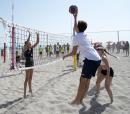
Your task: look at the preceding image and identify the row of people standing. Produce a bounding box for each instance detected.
[106,41,129,56]
[39,43,70,57]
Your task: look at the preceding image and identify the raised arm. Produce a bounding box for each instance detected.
[32,32,39,48]
[73,27,76,36]
[26,30,31,42]
[73,10,78,34]
[63,9,78,60]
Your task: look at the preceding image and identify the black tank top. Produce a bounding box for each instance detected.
[24,48,33,63]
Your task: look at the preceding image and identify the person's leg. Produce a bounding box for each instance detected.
[126,49,129,56]
[105,76,113,103]
[128,49,129,56]
[40,53,42,58]
[24,70,29,98]
[71,77,91,105]
[96,74,105,95]
[56,51,58,58]
[28,69,33,94]
[71,59,100,105]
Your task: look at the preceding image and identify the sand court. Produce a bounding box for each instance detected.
[0,54,130,114]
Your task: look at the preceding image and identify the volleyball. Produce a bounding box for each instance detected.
[69,5,78,14]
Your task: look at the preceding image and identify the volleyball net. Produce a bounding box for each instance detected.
[0,18,130,77]
[0,19,72,77]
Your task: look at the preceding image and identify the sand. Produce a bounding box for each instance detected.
[0,53,130,114]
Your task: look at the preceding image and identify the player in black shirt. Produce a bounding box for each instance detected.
[24,32,39,98]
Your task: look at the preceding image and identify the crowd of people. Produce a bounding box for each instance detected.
[43,42,70,57]
[15,39,71,66]
[106,41,129,56]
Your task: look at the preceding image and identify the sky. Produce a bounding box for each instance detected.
[0,0,130,43]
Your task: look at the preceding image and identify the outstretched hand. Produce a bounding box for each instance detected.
[73,8,78,18]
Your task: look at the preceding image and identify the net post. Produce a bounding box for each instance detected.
[3,43,6,63]
[117,31,120,42]
[47,34,48,46]
[10,26,15,69]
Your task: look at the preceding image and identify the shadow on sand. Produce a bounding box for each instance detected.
[35,68,76,94]
[46,69,75,85]
[79,96,110,114]
[0,97,22,109]
[62,68,75,72]
[87,85,105,96]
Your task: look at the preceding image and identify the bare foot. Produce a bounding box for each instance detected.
[70,100,82,105]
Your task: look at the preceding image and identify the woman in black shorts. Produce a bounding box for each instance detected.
[96,46,114,103]
[24,32,39,98]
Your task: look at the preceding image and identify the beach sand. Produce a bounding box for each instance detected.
[0,53,130,114]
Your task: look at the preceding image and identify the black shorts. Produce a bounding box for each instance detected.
[25,61,34,67]
[101,67,114,77]
[81,58,101,79]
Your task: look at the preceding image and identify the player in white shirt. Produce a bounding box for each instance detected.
[63,11,101,105]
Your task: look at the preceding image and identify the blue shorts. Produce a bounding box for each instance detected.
[81,58,101,79]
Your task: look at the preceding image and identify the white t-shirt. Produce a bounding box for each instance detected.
[73,32,101,61]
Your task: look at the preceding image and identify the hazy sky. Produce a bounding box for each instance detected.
[0,0,130,42]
